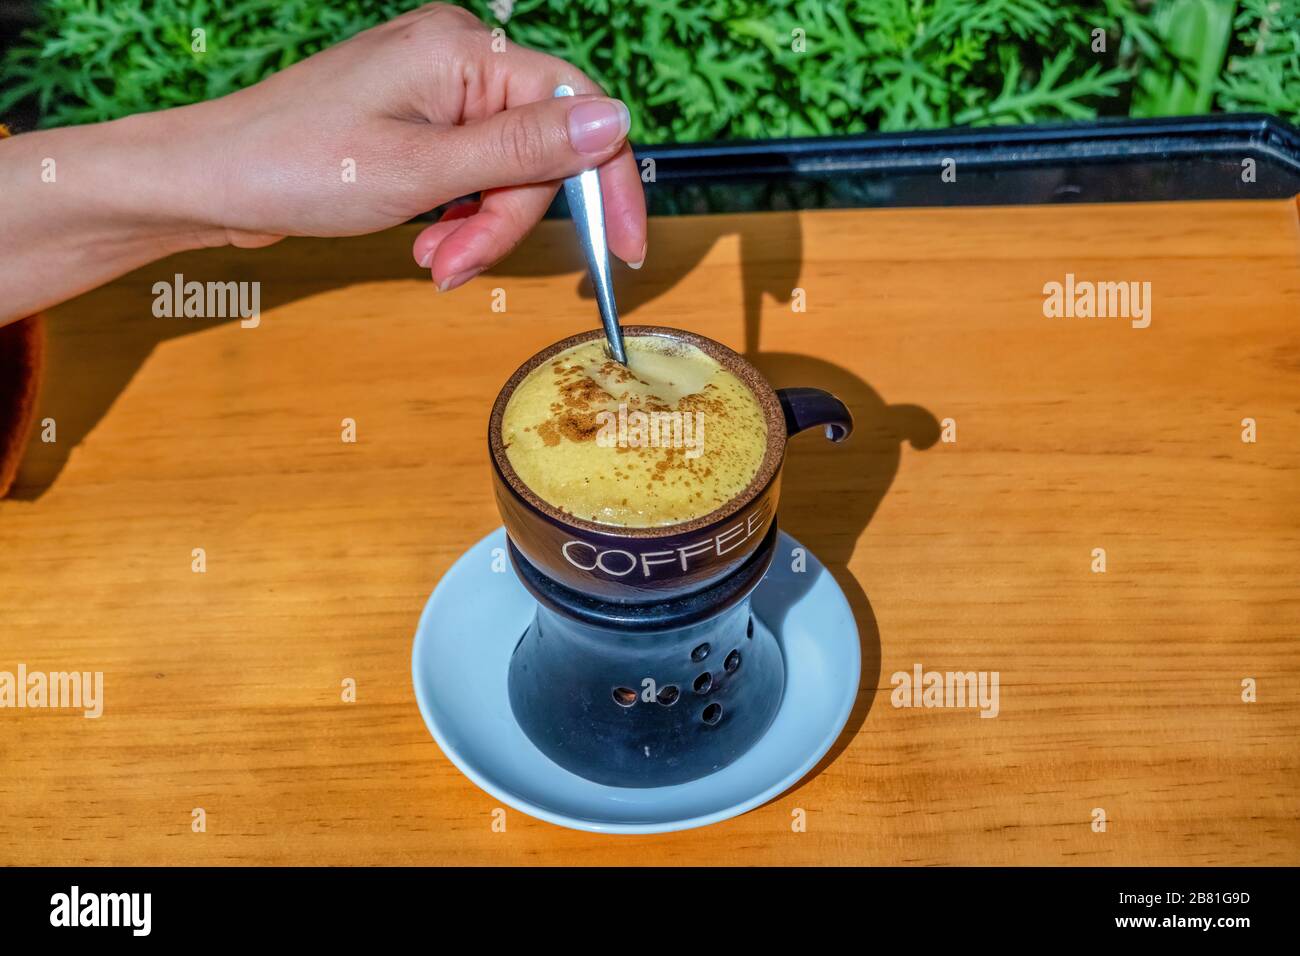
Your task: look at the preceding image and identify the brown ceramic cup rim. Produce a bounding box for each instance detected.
[488,326,787,540]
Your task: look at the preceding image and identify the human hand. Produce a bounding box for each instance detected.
[0,3,645,323]
[189,2,646,290]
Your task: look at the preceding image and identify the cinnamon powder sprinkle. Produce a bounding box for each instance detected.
[501,335,767,527]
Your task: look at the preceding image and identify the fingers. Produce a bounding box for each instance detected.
[405,97,645,285]
[409,144,646,289]
[467,30,610,116]
[411,199,479,270]
[465,39,646,265]
[409,159,643,291]
[412,183,558,291]
[400,10,648,285]
[597,144,647,268]
[409,147,644,283]
[414,94,630,203]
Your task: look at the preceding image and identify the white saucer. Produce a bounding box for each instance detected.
[411,528,860,834]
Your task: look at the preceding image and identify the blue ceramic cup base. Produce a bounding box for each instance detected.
[411,528,861,834]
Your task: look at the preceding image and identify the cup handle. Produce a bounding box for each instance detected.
[776,387,853,443]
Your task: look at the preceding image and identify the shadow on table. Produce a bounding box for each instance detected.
[11,214,800,500]
[753,349,938,797]
[9,285,233,501]
[9,216,942,795]
[8,234,420,500]
[499,209,806,342]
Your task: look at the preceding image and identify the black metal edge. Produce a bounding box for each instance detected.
[632,114,1300,178]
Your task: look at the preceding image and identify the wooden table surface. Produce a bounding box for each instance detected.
[1,199,1297,866]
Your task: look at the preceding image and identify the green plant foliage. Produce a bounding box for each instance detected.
[1,0,1296,139]
[1218,0,1300,123]
[1131,0,1236,117]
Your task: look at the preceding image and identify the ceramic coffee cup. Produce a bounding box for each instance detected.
[489,326,852,602]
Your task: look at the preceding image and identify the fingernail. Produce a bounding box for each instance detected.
[417,249,434,269]
[626,242,647,270]
[437,267,483,293]
[569,99,630,155]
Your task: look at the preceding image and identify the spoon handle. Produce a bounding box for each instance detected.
[554,85,627,365]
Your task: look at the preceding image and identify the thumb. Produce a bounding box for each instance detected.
[425,94,630,199]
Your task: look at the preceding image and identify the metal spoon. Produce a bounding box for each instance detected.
[554,84,627,365]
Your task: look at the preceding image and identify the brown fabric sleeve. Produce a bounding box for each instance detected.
[0,122,47,497]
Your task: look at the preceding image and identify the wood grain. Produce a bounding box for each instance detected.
[1,199,1297,865]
